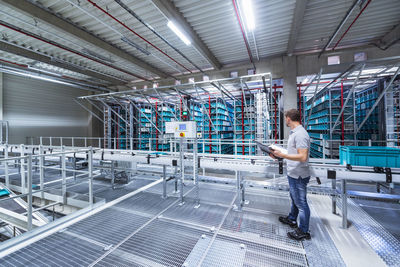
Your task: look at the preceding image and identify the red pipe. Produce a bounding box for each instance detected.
[0,21,147,81]
[332,0,372,50]
[274,84,278,142]
[0,58,28,68]
[232,0,254,66]
[209,95,212,154]
[87,0,192,73]
[341,81,344,145]
[241,92,244,155]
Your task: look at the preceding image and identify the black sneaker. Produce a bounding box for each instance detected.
[278,216,298,228]
[287,228,311,241]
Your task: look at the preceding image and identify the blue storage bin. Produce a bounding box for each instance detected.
[340,146,400,168]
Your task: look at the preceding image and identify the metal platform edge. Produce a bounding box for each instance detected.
[0,179,162,258]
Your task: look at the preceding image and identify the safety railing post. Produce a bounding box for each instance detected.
[39,145,44,200]
[20,144,26,194]
[5,144,9,188]
[89,147,93,207]
[27,154,33,231]
[162,165,167,199]
[341,179,348,229]
[61,146,67,205]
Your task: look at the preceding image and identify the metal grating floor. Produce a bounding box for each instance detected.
[3,178,392,267]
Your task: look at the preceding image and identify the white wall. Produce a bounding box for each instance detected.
[2,73,90,144]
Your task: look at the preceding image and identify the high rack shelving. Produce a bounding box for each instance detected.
[300,62,400,158]
[78,73,278,155]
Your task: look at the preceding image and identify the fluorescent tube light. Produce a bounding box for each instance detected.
[167,21,191,45]
[241,0,255,31]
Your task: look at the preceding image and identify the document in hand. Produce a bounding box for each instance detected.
[255,141,288,157]
[268,144,288,155]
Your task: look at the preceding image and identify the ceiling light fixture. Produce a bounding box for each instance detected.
[241,0,255,31]
[167,21,191,45]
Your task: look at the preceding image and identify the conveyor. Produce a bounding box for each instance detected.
[0,144,399,266]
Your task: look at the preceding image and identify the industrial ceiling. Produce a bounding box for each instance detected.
[0,0,399,90]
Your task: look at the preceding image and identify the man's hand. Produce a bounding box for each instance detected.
[271,149,286,159]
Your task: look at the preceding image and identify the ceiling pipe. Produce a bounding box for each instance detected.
[318,0,361,57]
[0,58,28,68]
[114,0,204,74]
[87,0,192,73]
[232,0,256,70]
[0,20,149,81]
[332,0,372,50]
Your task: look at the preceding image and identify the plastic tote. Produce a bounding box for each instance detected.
[340,146,400,168]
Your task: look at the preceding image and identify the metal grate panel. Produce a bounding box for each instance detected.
[98,220,208,267]
[1,232,105,266]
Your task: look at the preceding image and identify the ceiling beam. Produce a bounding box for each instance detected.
[0,41,124,85]
[376,23,400,50]
[1,0,168,79]
[150,0,222,70]
[287,0,308,56]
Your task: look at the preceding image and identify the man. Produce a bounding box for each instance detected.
[271,109,311,241]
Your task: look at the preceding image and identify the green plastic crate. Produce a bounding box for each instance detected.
[340,146,400,168]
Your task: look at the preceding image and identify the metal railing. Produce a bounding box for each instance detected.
[26,136,400,158]
[0,146,96,231]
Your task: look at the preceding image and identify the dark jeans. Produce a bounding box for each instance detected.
[288,175,310,233]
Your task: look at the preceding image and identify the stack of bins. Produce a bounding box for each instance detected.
[204,98,234,154]
[138,104,153,151]
[305,86,353,158]
[355,85,379,142]
[234,96,255,155]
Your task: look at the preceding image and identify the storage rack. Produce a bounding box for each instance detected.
[269,84,282,142]
[79,73,275,154]
[138,103,154,151]
[355,84,379,142]
[385,80,400,146]
[304,85,354,158]
[301,62,400,158]
[103,104,133,150]
[234,95,255,155]
[205,97,234,154]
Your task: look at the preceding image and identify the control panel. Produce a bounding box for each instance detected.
[165,121,197,138]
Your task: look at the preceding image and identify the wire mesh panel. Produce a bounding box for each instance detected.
[162,201,228,229]
[185,183,236,205]
[97,220,209,267]
[66,208,150,246]
[1,232,106,266]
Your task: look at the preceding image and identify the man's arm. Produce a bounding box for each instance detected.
[272,148,309,162]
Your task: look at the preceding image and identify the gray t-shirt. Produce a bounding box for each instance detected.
[286,125,310,178]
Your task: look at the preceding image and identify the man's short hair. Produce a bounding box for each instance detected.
[284,109,301,122]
